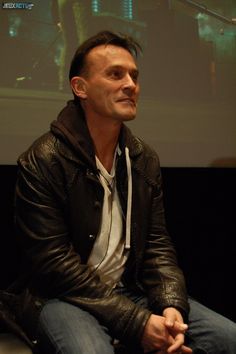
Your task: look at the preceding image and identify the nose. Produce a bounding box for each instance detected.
[122,73,137,92]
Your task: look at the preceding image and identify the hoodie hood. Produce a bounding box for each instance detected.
[51,100,97,172]
[50,100,143,171]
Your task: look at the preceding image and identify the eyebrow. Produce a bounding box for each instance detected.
[105,65,139,75]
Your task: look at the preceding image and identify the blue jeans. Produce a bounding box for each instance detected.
[36,287,236,354]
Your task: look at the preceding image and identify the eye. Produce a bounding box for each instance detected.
[109,69,123,80]
[131,71,139,83]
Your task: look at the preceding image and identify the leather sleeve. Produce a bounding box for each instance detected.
[15,137,151,344]
[140,152,189,320]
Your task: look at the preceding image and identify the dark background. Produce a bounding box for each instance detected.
[1,165,235,323]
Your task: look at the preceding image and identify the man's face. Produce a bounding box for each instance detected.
[80,44,140,123]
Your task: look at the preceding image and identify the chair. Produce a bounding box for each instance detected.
[0,333,132,354]
[0,333,33,354]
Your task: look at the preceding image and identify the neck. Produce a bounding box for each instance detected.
[86,116,121,172]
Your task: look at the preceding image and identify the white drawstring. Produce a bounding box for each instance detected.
[125,147,132,249]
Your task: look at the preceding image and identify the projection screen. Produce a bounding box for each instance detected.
[1,0,236,166]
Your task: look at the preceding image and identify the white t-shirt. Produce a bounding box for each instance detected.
[87,153,129,287]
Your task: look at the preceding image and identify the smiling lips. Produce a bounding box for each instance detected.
[117,98,136,106]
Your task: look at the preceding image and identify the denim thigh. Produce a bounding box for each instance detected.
[37,299,115,354]
[186,297,236,354]
[36,293,236,354]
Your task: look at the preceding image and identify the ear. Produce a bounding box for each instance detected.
[70,76,87,99]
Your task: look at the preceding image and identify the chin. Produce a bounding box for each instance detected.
[123,114,136,121]
[117,109,137,122]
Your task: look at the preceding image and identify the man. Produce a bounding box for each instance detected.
[13,31,236,353]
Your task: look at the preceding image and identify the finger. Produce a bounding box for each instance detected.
[178,322,188,331]
[164,315,187,332]
[167,334,184,353]
[164,310,176,327]
[170,321,188,333]
[167,343,192,354]
[181,345,193,353]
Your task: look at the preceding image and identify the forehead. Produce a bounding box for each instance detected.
[85,44,137,72]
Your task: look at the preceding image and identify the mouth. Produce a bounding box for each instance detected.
[117,98,136,106]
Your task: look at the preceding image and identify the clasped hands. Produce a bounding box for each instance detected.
[141,307,192,354]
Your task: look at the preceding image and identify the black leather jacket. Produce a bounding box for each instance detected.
[13,100,189,345]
